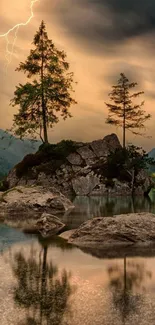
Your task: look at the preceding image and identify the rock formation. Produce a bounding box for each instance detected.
[5,134,154,196]
[35,213,66,237]
[0,185,74,228]
[68,213,155,253]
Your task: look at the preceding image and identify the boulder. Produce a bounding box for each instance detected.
[35,213,65,237]
[0,185,74,222]
[90,139,109,158]
[68,213,155,250]
[90,134,121,158]
[103,133,121,150]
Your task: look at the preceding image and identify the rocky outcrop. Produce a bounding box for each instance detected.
[5,134,154,196]
[68,213,155,251]
[90,134,120,157]
[0,185,74,222]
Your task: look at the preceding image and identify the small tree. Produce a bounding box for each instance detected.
[11,20,77,143]
[105,145,155,194]
[105,73,151,148]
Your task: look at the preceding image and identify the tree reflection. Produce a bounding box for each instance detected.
[107,258,152,324]
[12,245,74,325]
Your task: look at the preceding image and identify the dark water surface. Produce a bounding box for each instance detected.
[1,194,155,324]
[63,190,155,229]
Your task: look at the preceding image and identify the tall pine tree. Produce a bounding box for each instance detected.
[11,21,77,143]
[105,73,150,148]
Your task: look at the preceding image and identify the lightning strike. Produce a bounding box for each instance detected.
[0,0,40,72]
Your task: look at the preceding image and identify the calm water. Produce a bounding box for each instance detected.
[1,194,155,325]
[63,190,155,229]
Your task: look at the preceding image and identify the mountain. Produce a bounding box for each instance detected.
[148,148,155,159]
[0,130,40,177]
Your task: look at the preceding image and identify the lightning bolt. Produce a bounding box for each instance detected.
[0,0,40,73]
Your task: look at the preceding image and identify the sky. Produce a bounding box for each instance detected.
[1,0,155,150]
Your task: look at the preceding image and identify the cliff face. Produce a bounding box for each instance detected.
[6,134,154,197]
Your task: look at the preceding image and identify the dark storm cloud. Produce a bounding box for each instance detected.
[43,0,155,51]
[102,62,145,87]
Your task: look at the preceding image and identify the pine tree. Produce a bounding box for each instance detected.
[11,21,77,143]
[105,73,151,148]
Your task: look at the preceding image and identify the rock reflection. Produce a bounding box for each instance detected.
[107,258,152,324]
[65,195,155,229]
[11,244,74,325]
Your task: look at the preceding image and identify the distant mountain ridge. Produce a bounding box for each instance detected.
[0,129,40,177]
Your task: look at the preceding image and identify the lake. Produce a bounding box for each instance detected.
[1,194,155,325]
[63,190,155,229]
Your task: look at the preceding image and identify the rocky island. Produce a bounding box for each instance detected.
[5,133,154,197]
[0,133,154,246]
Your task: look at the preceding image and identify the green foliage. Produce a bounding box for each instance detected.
[15,139,77,178]
[11,20,77,143]
[104,145,155,181]
[39,139,77,159]
[16,153,44,178]
[105,73,150,147]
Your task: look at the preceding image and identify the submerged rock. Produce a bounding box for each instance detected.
[35,213,65,237]
[68,213,155,249]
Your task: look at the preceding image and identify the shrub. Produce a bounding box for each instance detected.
[39,140,77,160]
[16,153,44,178]
[105,145,155,181]
[92,145,155,183]
[16,140,77,178]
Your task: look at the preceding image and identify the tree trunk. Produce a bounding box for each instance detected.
[123,82,126,148]
[123,113,125,149]
[131,168,135,196]
[41,32,48,144]
[42,99,48,144]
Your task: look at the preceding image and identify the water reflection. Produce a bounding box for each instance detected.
[1,233,155,325]
[11,242,75,325]
[1,221,155,324]
[107,258,152,324]
[64,194,155,229]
